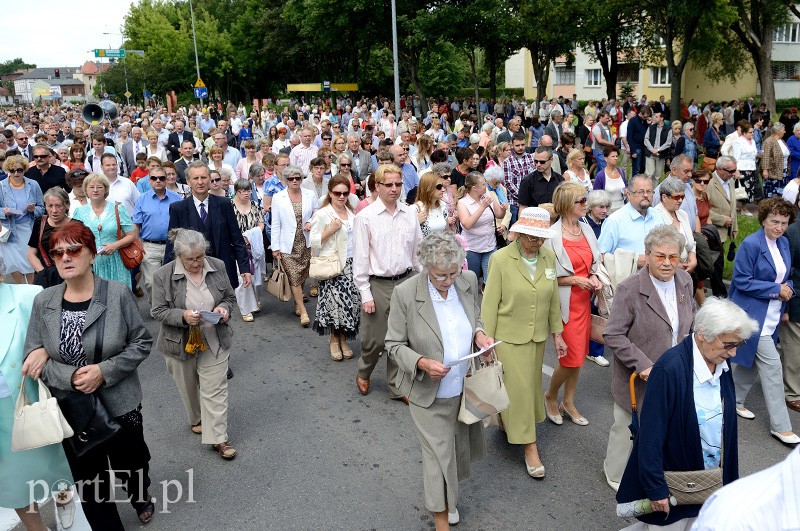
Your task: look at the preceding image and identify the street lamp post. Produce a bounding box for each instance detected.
[188,0,203,108]
[390,0,400,117]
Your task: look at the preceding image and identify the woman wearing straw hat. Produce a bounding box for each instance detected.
[482,207,566,478]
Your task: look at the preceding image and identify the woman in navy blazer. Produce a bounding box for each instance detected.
[617,298,758,527]
[729,197,799,445]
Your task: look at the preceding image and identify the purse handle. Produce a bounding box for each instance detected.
[114,203,124,242]
[92,279,108,365]
[15,377,53,415]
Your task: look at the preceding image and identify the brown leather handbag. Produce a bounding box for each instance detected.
[114,203,145,269]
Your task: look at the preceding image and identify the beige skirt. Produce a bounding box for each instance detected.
[408,395,485,513]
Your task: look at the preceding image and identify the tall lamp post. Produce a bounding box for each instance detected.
[188,0,203,108]
[390,0,400,117]
[102,30,130,105]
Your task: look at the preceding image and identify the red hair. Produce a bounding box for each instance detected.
[50,221,97,256]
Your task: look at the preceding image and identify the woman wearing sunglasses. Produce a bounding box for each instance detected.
[310,175,361,360]
[271,165,319,326]
[412,171,450,236]
[0,155,45,284]
[654,176,698,274]
[21,221,156,528]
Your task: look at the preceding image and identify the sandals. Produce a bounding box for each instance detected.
[330,341,343,361]
[300,314,310,327]
[135,496,155,525]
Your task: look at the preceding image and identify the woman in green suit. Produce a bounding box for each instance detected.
[0,256,74,530]
[482,207,566,479]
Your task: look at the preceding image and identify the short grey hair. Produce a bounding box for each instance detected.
[417,232,466,271]
[248,163,265,180]
[168,228,209,257]
[219,167,233,179]
[644,224,685,253]
[587,189,611,209]
[772,122,785,135]
[682,122,694,134]
[484,164,504,182]
[694,297,759,343]
[283,164,304,180]
[431,162,452,176]
[234,178,251,192]
[794,122,800,133]
[670,154,692,171]
[716,155,736,170]
[659,176,685,198]
[627,174,653,192]
[550,108,563,119]
[43,186,69,206]
[535,146,553,159]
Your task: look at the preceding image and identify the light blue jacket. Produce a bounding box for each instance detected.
[0,283,43,400]
[0,177,45,242]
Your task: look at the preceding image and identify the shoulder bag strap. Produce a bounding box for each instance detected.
[114,203,123,241]
[38,215,52,267]
[93,279,108,364]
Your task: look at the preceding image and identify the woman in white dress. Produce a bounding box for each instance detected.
[563,148,592,192]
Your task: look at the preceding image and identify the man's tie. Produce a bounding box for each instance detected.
[199,202,208,224]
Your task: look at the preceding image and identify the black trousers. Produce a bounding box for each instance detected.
[62,405,152,531]
[710,241,730,297]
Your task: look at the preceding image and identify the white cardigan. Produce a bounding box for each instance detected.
[310,204,354,261]
[270,188,318,253]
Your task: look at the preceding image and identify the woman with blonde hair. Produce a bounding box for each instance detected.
[563,148,592,191]
[145,130,167,161]
[415,134,434,172]
[412,171,449,236]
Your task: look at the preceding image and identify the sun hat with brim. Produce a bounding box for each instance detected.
[510,207,556,238]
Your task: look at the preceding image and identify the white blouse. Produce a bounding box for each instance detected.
[732,136,757,171]
[763,236,787,337]
[428,279,472,399]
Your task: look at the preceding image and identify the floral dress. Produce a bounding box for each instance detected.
[72,202,133,288]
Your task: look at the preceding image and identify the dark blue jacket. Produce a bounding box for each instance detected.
[616,334,739,526]
[626,115,649,151]
[164,194,251,288]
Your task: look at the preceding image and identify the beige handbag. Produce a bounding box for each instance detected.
[458,353,510,425]
[12,377,74,452]
[266,260,292,302]
[310,254,342,281]
[591,314,608,344]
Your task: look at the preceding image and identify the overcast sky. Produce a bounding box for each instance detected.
[1,0,138,68]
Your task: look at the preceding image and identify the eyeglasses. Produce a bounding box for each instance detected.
[693,178,710,184]
[50,244,84,260]
[330,190,348,198]
[17,137,28,140]
[380,181,403,188]
[236,189,251,193]
[687,128,694,131]
[630,189,654,196]
[7,168,24,174]
[435,183,444,190]
[716,337,747,351]
[534,159,550,164]
[575,197,587,205]
[182,255,205,263]
[150,175,167,181]
[33,154,49,159]
[429,270,462,282]
[668,194,686,201]
[651,253,680,264]
[286,176,302,182]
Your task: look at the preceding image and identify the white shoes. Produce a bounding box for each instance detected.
[586,355,610,367]
[448,508,460,525]
[736,407,756,419]
[771,431,800,445]
[525,458,546,479]
[55,490,75,529]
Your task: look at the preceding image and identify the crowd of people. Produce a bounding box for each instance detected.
[1,93,799,530]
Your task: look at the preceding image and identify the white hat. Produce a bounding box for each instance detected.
[510,207,556,238]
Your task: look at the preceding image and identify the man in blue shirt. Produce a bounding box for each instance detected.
[598,175,667,267]
[133,166,181,296]
[389,144,419,201]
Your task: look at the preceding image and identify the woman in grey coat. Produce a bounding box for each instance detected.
[21,220,155,529]
[151,228,238,460]
[386,232,496,531]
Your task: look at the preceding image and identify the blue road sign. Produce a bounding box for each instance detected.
[194,87,208,99]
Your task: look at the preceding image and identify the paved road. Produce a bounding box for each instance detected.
[7,286,795,531]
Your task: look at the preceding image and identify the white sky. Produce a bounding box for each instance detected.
[1,0,138,68]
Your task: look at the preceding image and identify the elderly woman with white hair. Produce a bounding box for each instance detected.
[386,232,496,530]
[484,164,511,240]
[617,297,758,528]
[654,176,698,274]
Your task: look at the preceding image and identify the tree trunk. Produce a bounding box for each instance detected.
[487,45,498,101]
[670,66,683,124]
[755,40,776,116]
[529,49,550,104]
[467,49,482,122]
[408,61,427,115]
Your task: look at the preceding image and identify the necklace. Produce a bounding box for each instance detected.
[516,239,538,262]
[9,178,24,189]
[562,223,581,236]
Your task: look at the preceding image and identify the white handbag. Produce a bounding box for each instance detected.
[11,377,74,452]
[458,352,510,425]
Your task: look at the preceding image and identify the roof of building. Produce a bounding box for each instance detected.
[80,61,109,75]
[50,79,85,86]
[17,67,78,80]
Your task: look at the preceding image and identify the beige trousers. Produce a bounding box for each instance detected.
[604,402,633,485]
[140,241,165,296]
[164,348,230,445]
[358,276,403,398]
[778,320,800,401]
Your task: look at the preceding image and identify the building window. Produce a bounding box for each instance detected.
[772,62,800,80]
[554,66,576,85]
[650,67,671,86]
[617,63,640,83]
[586,69,602,87]
[774,23,800,43]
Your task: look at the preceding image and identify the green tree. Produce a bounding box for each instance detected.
[0,58,36,76]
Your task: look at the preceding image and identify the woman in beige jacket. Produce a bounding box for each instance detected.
[309,175,361,360]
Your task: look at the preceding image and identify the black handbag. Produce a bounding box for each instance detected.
[490,205,507,249]
[58,279,121,457]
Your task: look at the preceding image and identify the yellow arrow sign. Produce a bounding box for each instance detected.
[194,78,205,88]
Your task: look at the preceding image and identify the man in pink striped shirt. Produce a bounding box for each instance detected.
[289,127,318,175]
[353,165,422,400]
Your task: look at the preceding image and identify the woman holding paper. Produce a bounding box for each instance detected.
[386,232,496,531]
[481,207,565,479]
[150,228,239,461]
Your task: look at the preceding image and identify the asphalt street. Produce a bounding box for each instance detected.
[66,286,797,530]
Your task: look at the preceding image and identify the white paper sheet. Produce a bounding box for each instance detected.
[444,341,503,367]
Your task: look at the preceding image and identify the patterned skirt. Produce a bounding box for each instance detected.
[763,169,789,200]
[313,258,361,338]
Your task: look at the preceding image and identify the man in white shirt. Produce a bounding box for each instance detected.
[102,153,140,216]
[213,131,241,168]
[619,109,636,173]
[152,118,169,150]
[289,127,319,175]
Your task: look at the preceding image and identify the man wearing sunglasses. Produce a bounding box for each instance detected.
[518,146,564,210]
[25,144,67,194]
[133,166,181,296]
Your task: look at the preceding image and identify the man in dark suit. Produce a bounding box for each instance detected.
[166,119,196,161]
[173,140,195,183]
[653,95,669,121]
[164,161,252,290]
[120,127,148,177]
[15,131,33,160]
